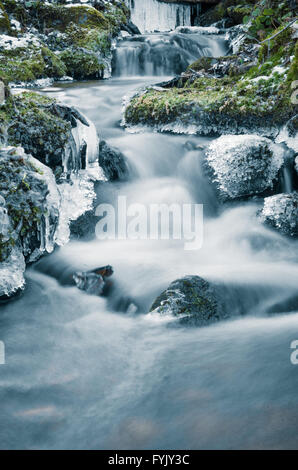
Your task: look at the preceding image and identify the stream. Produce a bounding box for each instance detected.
[1,28,298,450]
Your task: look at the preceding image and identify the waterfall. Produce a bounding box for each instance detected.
[125,0,197,33]
[113,31,228,77]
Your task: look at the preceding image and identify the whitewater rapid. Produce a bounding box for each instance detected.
[1,29,298,450]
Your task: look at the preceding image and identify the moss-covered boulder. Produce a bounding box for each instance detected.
[150,275,223,326]
[59,47,104,79]
[0,92,72,170]
[98,140,130,181]
[0,0,129,83]
[0,91,93,173]
[0,146,61,298]
[0,1,10,33]
[0,41,67,83]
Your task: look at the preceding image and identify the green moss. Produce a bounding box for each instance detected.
[0,91,71,167]
[0,154,47,262]
[0,1,10,33]
[287,41,298,83]
[41,46,66,78]
[64,22,111,56]
[25,2,108,32]
[59,48,104,79]
[187,57,213,72]
[2,0,29,27]
[125,0,297,131]
[1,1,129,82]
[227,5,253,24]
[125,64,295,128]
[0,45,66,83]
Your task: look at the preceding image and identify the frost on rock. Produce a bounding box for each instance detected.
[0,147,60,296]
[25,154,61,262]
[0,134,106,297]
[206,135,284,200]
[57,111,106,245]
[149,275,221,326]
[55,168,106,246]
[175,26,220,35]
[259,192,298,237]
[0,33,41,51]
[0,244,26,298]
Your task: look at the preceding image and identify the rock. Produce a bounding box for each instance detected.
[3,92,93,173]
[195,0,235,27]
[0,2,10,34]
[0,146,61,297]
[121,19,141,35]
[70,209,99,240]
[98,140,130,181]
[149,275,221,326]
[73,265,113,296]
[0,1,129,83]
[259,192,298,237]
[205,135,284,200]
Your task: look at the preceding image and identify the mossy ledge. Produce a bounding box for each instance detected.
[0,0,129,83]
[0,90,73,171]
[124,0,298,137]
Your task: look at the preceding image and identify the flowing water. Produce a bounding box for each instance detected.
[125,0,200,33]
[1,29,298,450]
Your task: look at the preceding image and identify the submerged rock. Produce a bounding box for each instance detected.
[73,265,113,296]
[205,135,284,200]
[259,192,298,237]
[150,275,221,326]
[98,140,130,181]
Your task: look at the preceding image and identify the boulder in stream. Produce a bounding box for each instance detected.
[0,146,61,298]
[259,192,298,238]
[206,135,284,200]
[73,265,114,296]
[98,140,130,181]
[149,275,222,326]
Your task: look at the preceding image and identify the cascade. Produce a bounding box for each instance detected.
[125,0,199,33]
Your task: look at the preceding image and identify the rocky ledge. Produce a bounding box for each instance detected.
[124,0,297,138]
[0,0,130,85]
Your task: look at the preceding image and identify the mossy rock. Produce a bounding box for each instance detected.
[0,148,48,262]
[1,92,72,169]
[187,57,213,73]
[26,2,108,32]
[59,48,104,79]
[125,0,297,136]
[150,275,221,326]
[0,1,10,33]
[0,45,67,83]
[227,5,253,24]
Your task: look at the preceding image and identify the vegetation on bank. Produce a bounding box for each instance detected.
[0,0,129,82]
[125,0,298,131]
